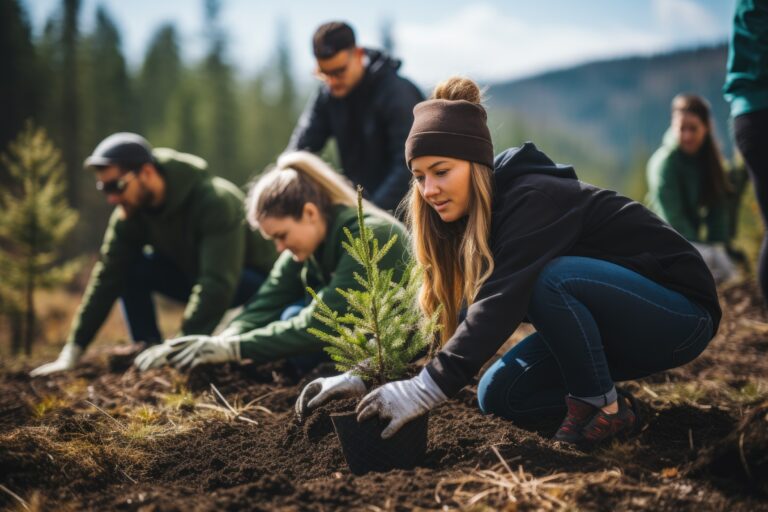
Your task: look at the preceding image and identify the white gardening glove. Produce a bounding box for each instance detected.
[295,371,367,420]
[356,368,447,439]
[133,336,201,371]
[169,335,241,370]
[30,343,83,377]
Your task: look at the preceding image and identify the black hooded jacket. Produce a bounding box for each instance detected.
[287,49,424,210]
[425,143,722,397]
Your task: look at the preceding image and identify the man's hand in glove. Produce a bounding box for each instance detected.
[295,371,367,421]
[30,343,83,377]
[356,368,447,439]
[169,335,241,370]
[133,336,201,371]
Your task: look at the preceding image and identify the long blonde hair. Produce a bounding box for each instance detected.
[246,150,394,227]
[406,77,496,344]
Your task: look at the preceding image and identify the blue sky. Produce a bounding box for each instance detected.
[23,0,735,88]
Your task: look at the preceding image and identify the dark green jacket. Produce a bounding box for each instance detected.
[724,0,768,117]
[646,130,729,243]
[69,148,278,348]
[228,204,409,363]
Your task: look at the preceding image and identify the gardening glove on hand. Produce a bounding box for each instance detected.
[30,343,83,377]
[356,368,447,439]
[169,335,241,370]
[133,336,201,371]
[295,371,367,420]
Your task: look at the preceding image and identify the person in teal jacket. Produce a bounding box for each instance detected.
[724,0,768,299]
[134,151,410,372]
[646,94,740,283]
[30,133,278,377]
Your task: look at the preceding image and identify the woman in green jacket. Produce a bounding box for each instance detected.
[134,151,409,372]
[646,94,738,283]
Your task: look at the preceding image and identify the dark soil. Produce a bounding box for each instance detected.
[1,281,767,510]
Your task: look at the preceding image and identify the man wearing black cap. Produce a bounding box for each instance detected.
[30,133,278,376]
[287,21,424,211]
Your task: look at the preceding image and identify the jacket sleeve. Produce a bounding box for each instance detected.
[370,81,425,210]
[238,225,410,364]
[286,89,331,153]
[67,209,145,348]
[425,187,582,397]
[179,193,246,335]
[226,251,305,335]
[648,155,699,241]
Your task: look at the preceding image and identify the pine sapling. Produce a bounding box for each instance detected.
[307,188,441,387]
[0,122,83,355]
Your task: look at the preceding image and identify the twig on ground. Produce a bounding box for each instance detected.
[738,432,754,481]
[210,384,259,425]
[119,467,138,484]
[0,484,30,511]
[84,400,126,430]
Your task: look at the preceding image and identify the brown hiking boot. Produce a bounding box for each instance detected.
[553,396,596,444]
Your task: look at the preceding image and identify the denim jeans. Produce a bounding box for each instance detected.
[477,256,713,420]
[280,298,330,375]
[120,251,266,344]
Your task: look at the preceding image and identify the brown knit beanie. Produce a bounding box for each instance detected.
[405,99,494,169]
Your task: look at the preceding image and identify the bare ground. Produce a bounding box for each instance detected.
[0,281,767,511]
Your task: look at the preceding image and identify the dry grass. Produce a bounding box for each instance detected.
[435,446,625,510]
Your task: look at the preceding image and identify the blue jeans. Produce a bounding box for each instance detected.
[120,252,266,344]
[477,256,713,420]
[280,299,330,374]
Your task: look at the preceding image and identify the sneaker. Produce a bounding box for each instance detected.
[580,394,637,444]
[553,396,596,444]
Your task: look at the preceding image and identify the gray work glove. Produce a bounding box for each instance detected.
[133,336,201,371]
[356,368,447,439]
[295,371,367,420]
[169,335,241,370]
[30,343,83,377]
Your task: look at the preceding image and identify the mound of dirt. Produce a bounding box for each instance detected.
[693,400,768,495]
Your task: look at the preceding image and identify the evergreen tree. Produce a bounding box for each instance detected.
[81,6,134,149]
[241,20,300,179]
[0,0,40,157]
[138,24,182,145]
[308,189,441,386]
[200,0,240,182]
[61,0,81,209]
[0,123,82,355]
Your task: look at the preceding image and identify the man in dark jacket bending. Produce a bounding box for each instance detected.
[30,133,278,376]
[287,21,424,211]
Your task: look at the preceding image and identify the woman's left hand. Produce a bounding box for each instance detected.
[356,368,448,439]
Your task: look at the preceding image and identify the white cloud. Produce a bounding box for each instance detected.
[652,0,721,36]
[395,3,675,86]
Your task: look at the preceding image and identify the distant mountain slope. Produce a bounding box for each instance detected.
[486,44,731,168]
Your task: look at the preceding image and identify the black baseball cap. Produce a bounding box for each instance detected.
[312,21,356,59]
[84,132,153,170]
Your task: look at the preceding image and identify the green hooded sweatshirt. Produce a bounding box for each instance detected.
[68,148,278,348]
[227,204,410,364]
[646,130,729,243]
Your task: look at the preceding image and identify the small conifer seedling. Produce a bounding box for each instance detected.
[307,188,441,387]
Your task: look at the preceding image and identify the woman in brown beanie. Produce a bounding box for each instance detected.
[298,77,721,447]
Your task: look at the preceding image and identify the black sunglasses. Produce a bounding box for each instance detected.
[96,173,135,195]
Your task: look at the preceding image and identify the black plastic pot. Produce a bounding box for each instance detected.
[331,411,429,475]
